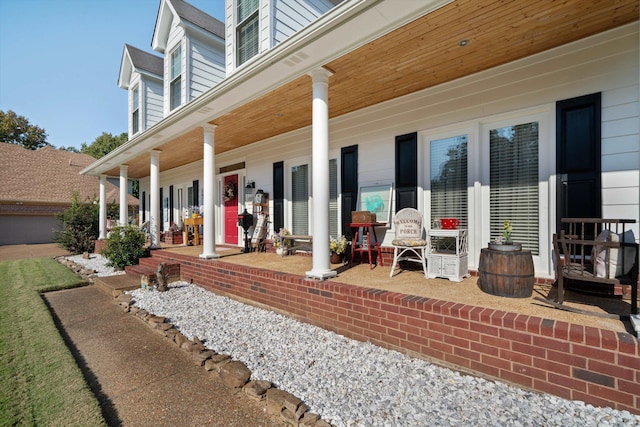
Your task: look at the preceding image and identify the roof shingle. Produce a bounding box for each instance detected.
[0,143,138,205]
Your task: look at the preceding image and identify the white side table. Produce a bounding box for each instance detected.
[427,228,469,282]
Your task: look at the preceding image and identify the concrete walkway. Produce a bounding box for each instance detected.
[44,285,279,426]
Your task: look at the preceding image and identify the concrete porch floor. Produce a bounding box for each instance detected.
[156,244,636,335]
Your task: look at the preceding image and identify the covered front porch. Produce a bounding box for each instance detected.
[121,244,640,414]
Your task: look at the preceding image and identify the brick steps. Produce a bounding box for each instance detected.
[124,258,181,289]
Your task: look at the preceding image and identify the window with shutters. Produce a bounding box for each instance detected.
[430,135,468,230]
[291,164,308,235]
[170,45,182,111]
[237,0,259,66]
[489,122,539,254]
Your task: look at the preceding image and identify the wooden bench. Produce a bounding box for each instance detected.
[287,235,313,253]
[550,218,638,318]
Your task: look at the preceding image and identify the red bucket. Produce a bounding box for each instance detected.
[440,218,460,229]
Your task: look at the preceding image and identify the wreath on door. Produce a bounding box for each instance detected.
[223,181,236,202]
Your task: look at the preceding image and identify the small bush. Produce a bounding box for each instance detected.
[101,225,146,269]
[53,193,119,254]
[53,193,99,254]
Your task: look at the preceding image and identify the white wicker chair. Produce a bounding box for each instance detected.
[389,208,428,278]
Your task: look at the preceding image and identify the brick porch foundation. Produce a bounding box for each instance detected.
[134,250,640,414]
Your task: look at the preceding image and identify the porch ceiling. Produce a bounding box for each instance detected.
[114,0,638,178]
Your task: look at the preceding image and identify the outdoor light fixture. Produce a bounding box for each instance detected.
[458,39,469,47]
[245,181,255,202]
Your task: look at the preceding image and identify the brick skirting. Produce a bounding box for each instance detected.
[137,250,640,414]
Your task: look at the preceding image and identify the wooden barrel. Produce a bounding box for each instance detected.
[478,248,534,298]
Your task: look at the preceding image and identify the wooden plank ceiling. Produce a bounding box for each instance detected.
[118,0,638,178]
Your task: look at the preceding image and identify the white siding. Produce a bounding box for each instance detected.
[272,0,334,45]
[145,78,164,128]
[189,36,225,100]
[225,0,336,74]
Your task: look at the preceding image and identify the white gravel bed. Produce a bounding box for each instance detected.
[66,254,126,277]
[130,282,640,427]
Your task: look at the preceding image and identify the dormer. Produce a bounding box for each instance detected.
[152,0,226,116]
[118,44,164,138]
[225,0,343,74]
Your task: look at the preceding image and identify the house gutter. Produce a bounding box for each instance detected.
[81,0,453,177]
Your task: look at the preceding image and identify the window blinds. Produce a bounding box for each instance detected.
[329,159,338,238]
[489,122,539,254]
[291,164,308,235]
[430,135,468,230]
[237,0,259,66]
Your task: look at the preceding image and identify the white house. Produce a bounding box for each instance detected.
[83,0,640,281]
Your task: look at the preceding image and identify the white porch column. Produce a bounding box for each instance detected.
[149,150,161,249]
[201,124,219,259]
[98,174,107,239]
[119,165,128,226]
[306,68,337,280]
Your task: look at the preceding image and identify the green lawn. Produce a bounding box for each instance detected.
[0,257,106,427]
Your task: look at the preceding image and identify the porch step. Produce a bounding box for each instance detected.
[124,261,182,289]
[94,274,141,297]
[125,264,158,288]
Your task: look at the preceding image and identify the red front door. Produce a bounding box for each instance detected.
[224,175,239,245]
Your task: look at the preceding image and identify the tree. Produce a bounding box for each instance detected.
[80,132,128,159]
[0,110,49,149]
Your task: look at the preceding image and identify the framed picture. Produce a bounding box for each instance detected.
[356,183,393,224]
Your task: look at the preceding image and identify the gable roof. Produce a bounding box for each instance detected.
[152,0,224,53]
[0,143,137,205]
[118,44,163,89]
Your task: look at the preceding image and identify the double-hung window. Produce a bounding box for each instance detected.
[237,0,259,66]
[170,45,182,111]
[329,158,338,238]
[489,122,539,254]
[132,86,140,135]
[430,135,468,229]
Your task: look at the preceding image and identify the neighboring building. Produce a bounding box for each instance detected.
[83,0,639,281]
[0,144,137,245]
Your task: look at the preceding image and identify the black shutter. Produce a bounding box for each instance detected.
[159,187,164,232]
[341,145,358,238]
[142,191,146,222]
[169,185,174,224]
[192,180,199,206]
[395,132,418,211]
[273,161,284,232]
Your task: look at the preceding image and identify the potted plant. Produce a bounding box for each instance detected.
[273,228,292,256]
[329,235,348,263]
[488,220,521,251]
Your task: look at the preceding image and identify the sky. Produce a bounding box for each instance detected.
[0,0,225,150]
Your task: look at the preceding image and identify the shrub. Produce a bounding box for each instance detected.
[100,225,147,269]
[53,193,119,254]
[53,193,99,254]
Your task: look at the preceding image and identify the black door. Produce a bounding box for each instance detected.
[556,93,601,235]
[341,145,358,238]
